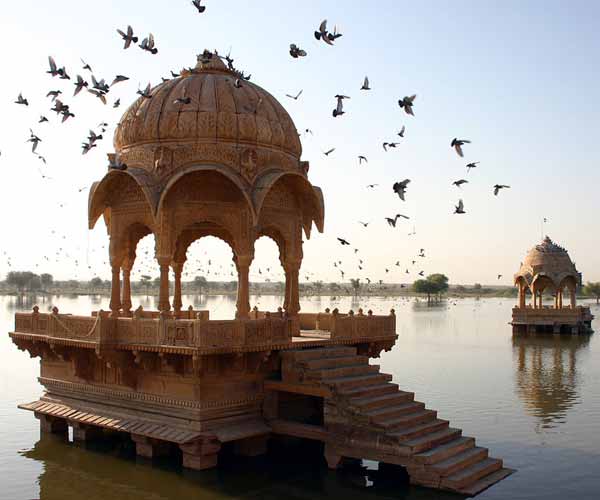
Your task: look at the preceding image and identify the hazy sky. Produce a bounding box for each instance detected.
[0,0,599,286]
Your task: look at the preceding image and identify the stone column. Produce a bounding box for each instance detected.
[570,287,576,308]
[554,292,559,309]
[530,284,537,309]
[283,269,291,311]
[157,258,171,313]
[284,260,301,316]
[558,289,563,309]
[518,283,526,308]
[235,255,252,319]
[121,266,132,315]
[109,264,122,316]
[172,262,184,314]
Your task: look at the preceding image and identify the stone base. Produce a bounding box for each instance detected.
[131,434,171,459]
[324,444,342,469]
[36,412,68,436]
[179,437,221,471]
[72,422,104,442]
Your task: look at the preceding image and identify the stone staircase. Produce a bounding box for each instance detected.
[280,346,513,496]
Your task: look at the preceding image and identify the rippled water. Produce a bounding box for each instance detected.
[1,294,599,499]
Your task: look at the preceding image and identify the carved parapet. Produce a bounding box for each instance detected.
[330,309,396,341]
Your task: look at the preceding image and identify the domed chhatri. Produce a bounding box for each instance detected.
[89,50,324,318]
[512,237,593,334]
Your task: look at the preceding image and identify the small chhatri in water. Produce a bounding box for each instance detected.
[513,236,593,334]
[9,51,512,496]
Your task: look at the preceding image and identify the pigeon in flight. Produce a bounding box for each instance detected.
[453,179,468,187]
[46,90,61,101]
[314,20,342,45]
[366,184,378,189]
[466,162,479,173]
[383,142,400,151]
[289,44,307,58]
[386,214,410,227]
[191,0,206,13]
[393,179,411,201]
[493,184,511,196]
[323,148,335,156]
[111,75,129,87]
[137,83,152,99]
[337,237,350,246]
[451,138,471,157]
[333,94,349,117]
[397,125,405,138]
[139,33,158,54]
[117,25,138,49]
[358,155,367,165]
[27,129,42,153]
[454,199,466,214]
[358,221,370,227]
[285,89,303,100]
[15,93,29,105]
[38,115,48,123]
[81,59,93,72]
[360,76,370,90]
[73,75,88,96]
[398,95,416,116]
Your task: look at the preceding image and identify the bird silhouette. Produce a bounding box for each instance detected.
[398,95,416,116]
[360,76,370,90]
[451,138,471,157]
[454,199,466,214]
[289,44,307,58]
[453,179,468,187]
[385,214,410,227]
[117,25,138,49]
[393,179,411,201]
[493,184,510,196]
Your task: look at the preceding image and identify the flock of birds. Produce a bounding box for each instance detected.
[3,2,513,291]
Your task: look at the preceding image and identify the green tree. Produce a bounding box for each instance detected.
[349,278,361,296]
[427,274,449,299]
[583,282,600,304]
[413,279,438,303]
[6,271,37,293]
[473,283,483,292]
[194,275,208,294]
[40,273,53,290]
[140,275,152,296]
[314,280,324,295]
[89,277,103,293]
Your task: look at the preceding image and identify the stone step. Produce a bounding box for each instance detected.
[389,419,450,442]
[402,427,462,453]
[441,457,503,490]
[324,373,393,390]
[286,347,357,362]
[338,382,399,398]
[304,355,370,370]
[308,364,379,380]
[413,436,476,465]
[458,467,514,496]
[378,409,438,430]
[430,446,489,477]
[349,391,415,410]
[366,401,426,421]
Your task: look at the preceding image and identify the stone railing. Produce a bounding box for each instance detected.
[14,306,293,350]
[329,308,396,340]
[92,306,210,321]
[512,306,593,323]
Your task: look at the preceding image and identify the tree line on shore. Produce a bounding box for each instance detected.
[3,270,600,301]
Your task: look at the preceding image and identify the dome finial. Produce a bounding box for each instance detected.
[194,49,228,72]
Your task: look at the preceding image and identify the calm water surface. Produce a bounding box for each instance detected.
[1,294,599,500]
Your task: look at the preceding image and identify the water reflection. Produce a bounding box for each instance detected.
[513,334,590,430]
[22,435,457,500]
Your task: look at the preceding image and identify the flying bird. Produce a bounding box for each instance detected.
[397,125,405,138]
[358,221,370,227]
[358,155,367,165]
[454,199,466,214]
[337,237,350,246]
[333,94,349,117]
[289,44,307,58]
[323,148,335,156]
[15,93,29,106]
[451,138,471,157]
[46,90,61,101]
[453,179,468,187]
[81,59,93,72]
[139,33,158,54]
[117,25,138,49]
[27,129,42,153]
[73,75,88,96]
[174,96,192,105]
[113,98,121,108]
[497,274,503,280]
[47,56,61,77]
[383,142,400,151]
[466,162,479,173]
[285,89,303,100]
[38,115,48,123]
[493,184,511,196]
[385,214,410,227]
[111,75,129,86]
[88,89,107,104]
[398,95,416,116]
[314,20,342,45]
[191,0,206,13]
[366,184,378,189]
[393,179,411,201]
[360,76,370,90]
[137,83,152,99]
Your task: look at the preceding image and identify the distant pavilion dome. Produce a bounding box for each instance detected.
[514,236,580,290]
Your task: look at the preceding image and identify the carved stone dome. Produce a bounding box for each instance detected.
[515,236,579,288]
[113,51,302,180]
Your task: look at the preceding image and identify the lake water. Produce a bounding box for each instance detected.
[1,294,599,500]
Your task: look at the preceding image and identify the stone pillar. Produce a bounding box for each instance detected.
[235,255,252,319]
[36,412,67,437]
[157,258,171,313]
[530,285,536,309]
[72,422,103,442]
[179,437,221,471]
[518,283,526,308]
[172,262,184,314]
[284,260,301,316]
[570,287,576,308]
[283,269,291,311]
[324,444,343,469]
[558,289,563,309]
[109,264,122,316]
[131,434,171,459]
[554,293,559,309]
[121,266,132,315]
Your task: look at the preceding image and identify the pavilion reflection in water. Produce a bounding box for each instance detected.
[513,334,590,429]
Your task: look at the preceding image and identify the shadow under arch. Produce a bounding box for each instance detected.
[88,168,158,230]
[252,170,324,238]
[156,164,257,224]
[512,333,591,429]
